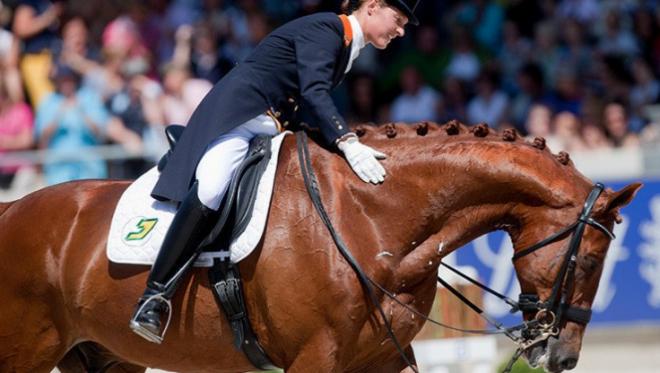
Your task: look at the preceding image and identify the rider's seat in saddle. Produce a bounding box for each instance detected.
[158,124,272,251]
[156,124,277,370]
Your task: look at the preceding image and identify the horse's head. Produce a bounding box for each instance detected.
[347,122,642,372]
[510,182,641,372]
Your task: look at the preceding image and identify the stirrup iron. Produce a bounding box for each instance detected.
[129,292,173,344]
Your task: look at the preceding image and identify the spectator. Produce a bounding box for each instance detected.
[553,110,587,152]
[603,101,639,148]
[0,77,34,189]
[222,0,265,63]
[55,17,100,79]
[548,69,582,115]
[582,122,613,150]
[35,65,109,185]
[525,103,563,151]
[454,0,504,53]
[444,26,481,83]
[380,25,448,96]
[510,63,551,134]
[12,0,64,107]
[632,6,660,75]
[597,9,639,57]
[531,20,562,89]
[0,5,22,103]
[160,64,212,125]
[102,15,152,78]
[497,21,531,94]
[556,0,600,25]
[437,76,468,124]
[629,58,659,131]
[347,74,378,124]
[390,66,441,123]
[467,69,509,128]
[172,23,233,83]
[106,73,164,179]
[80,48,126,103]
[558,18,592,79]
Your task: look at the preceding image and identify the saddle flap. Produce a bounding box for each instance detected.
[201,135,273,251]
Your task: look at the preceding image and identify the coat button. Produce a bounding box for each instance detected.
[338,125,343,129]
[275,111,281,117]
[288,98,295,103]
[294,105,299,112]
[283,121,289,127]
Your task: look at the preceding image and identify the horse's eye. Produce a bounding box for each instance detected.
[580,255,600,274]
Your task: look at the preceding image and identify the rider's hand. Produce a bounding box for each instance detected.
[337,134,387,184]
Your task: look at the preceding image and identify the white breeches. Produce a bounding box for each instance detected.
[195,114,279,210]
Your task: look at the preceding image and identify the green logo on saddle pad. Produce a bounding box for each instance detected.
[125,218,158,241]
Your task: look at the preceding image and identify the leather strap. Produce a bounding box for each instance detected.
[339,14,353,47]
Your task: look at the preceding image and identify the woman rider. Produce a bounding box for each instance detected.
[130,0,420,343]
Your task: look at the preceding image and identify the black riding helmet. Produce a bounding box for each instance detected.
[385,0,420,26]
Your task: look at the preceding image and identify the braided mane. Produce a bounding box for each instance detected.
[350,120,574,167]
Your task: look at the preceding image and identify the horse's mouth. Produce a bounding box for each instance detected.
[523,338,580,373]
[523,342,549,369]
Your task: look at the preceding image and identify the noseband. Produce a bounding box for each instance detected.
[512,183,614,346]
[297,132,615,372]
[433,183,615,372]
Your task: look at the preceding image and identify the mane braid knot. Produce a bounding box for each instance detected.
[416,121,429,136]
[503,128,517,141]
[471,123,489,137]
[385,123,397,138]
[444,120,460,135]
[533,137,546,150]
[556,151,571,165]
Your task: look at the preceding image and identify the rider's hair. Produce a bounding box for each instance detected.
[341,0,385,14]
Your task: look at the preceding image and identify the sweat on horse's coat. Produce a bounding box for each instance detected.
[0,120,641,373]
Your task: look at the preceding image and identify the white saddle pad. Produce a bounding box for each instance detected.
[106,131,290,267]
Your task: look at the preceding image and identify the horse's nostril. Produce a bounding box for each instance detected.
[560,357,578,370]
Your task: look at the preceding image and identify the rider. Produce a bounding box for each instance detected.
[130,0,420,343]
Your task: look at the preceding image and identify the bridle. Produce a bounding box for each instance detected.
[296,132,615,373]
[492,182,615,370]
[510,183,614,345]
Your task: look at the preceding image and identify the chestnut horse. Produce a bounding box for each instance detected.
[0,121,640,373]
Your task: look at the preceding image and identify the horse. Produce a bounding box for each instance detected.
[0,120,641,373]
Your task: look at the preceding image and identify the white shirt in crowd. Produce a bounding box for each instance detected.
[467,91,509,128]
[390,86,441,123]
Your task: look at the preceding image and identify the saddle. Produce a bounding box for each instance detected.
[159,125,272,250]
[159,125,277,370]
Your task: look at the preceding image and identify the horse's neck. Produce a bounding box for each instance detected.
[339,136,588,286]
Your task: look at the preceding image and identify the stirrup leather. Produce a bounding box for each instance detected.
[129,292,173,344]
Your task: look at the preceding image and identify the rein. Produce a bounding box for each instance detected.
[296,132,418,372]
[296,132,613,372]
[436,183,614,372]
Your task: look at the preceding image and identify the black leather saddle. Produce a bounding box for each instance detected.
[157,125,277,370]
[158,124,273,249]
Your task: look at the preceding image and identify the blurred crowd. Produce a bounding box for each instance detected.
[1,0,660,188]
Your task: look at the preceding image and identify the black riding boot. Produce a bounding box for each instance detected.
[129,184,218,343]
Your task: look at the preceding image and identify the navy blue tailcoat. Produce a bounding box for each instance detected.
[152,12,354,203]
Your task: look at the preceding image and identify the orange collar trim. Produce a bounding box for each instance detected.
[338,14,353,47]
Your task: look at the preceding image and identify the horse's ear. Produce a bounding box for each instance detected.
[606,183,643,223]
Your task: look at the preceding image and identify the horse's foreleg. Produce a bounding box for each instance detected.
[56,342,147,373]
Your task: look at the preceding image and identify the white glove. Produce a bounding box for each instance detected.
[337,136,387,184]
